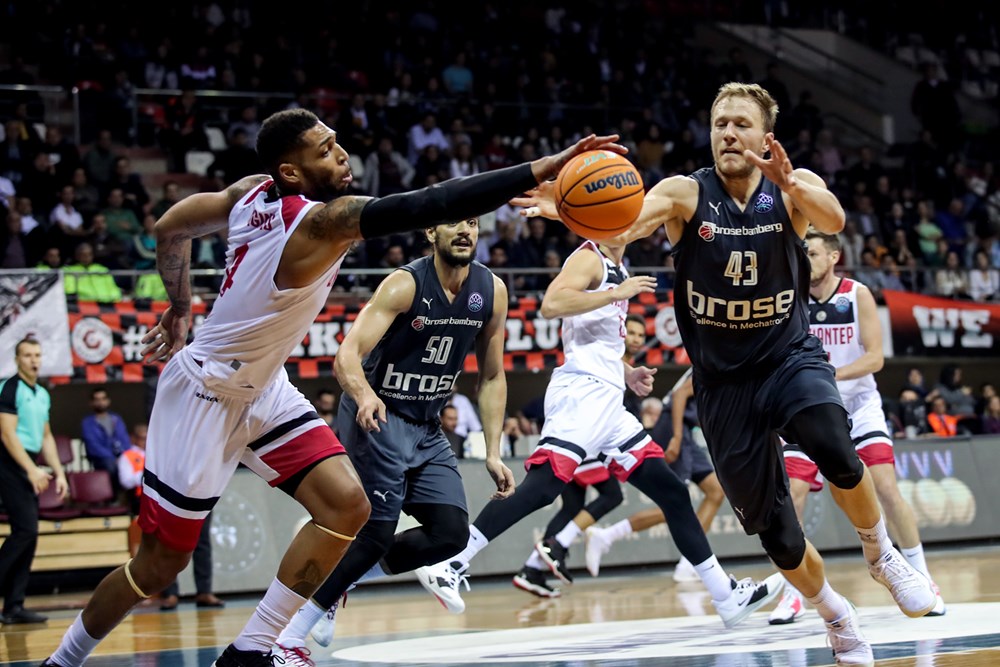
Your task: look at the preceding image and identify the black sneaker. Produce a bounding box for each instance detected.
[2,607,48,624]
[534,537,574,584]
[212,644,285,666]
[512,566,562,598]
[39,659,65,666]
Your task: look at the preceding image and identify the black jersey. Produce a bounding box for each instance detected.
[672,167,811,383]
[363,256,495,423]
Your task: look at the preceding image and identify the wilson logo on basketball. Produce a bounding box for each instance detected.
[411,317,425,331]
[699,222,716,241]
[583,170,641,194]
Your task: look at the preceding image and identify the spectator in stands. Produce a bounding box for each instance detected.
[934,250,970,298]
[80,387,130,493]
[0,119,36,189]
[914,200,945,263]
[910,62,961,151]
[160,88,210,173]
[969,248,999,301]
[362,136,415,197]
[1,209,32,269]
[35,247,62,271]
[207,128,261,186]
[40,126,81,184]
[407,112,450,164]
[0,338,67,625]
[926,396,959,437]
[447,390,482,439]
[63,242,122,303]
[130,213,157,271]
[838,219,864,269]
[312,388,336,428]
[227,105,262,147]
[903,367,930,402]
[440,404,465,458]
[70,167,101,221]
[18,152,59,217]
[81,129,118,194]
[150,180,183,219]
[976,383,997,416]
[107,157,150,219]
[49,184,88,257]
[927,364,977,418]
[935,197,970,246]
[100,187,142,250]
[982,395,1000,435]
[895,388,929,439]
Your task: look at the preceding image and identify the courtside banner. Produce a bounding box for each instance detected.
[0,273,73,378]
[56,293,685,383]
[882,289,999,356]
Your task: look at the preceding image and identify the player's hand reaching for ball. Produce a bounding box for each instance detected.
[612,276,657,301]
[744,134,797,192]
[486,456,516,499]
[510,182,559,220]
[356,388,388,433]
[531,133,627,182]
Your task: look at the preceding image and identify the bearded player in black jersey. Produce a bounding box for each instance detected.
[515,82,935,667]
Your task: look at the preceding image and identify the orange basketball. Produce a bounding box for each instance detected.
[554,150,645,240]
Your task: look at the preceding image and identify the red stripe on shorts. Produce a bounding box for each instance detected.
[573,465,611,487]
[259,425,346,486]
[857,442,895,467]
[607,441,664,481]
[525,448,579,483]
[137,494,206,552]
[784,456,823,492]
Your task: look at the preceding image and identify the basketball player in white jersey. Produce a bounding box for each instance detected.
[417,238,784,628]
[584,367,727,581]
[41,109,627,667]
[768,230,946,624]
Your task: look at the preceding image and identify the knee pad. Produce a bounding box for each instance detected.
[783,404,864,490]
[412,504,470,558]
[585,479,624,521]
[758,506,807,570]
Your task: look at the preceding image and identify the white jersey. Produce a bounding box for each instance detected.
[186,180,344,397]
[553,241,629,390]
[807,278,877,402]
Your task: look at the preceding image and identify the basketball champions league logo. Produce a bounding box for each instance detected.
[468,292,484,312]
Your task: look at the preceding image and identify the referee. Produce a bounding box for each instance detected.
[0,338,67,624]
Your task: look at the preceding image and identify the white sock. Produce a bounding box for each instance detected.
[358,562,387,583]
[693,555,732,601]
[855,517,894,564]
[452,525,488,569]
[901,544,932,582]
[525,550,546,570]
[233,578,306,653]
[807,580,850,623]
[49,613,100,667]
[606,518,633,543]
[554,522,582,548]
[276,599,325,648]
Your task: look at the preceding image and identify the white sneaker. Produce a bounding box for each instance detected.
[672,556,701,583]
[274,642,315,667]
[415,561,470,614]
[868,548,936,618]
[712,572,785,629]
[768,587,805,625]
[584,526,612,577]
[825,600,874,666]
[309,596,343,647]
[926,581,946,617]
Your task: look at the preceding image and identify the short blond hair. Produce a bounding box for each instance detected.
[712,83,779,134]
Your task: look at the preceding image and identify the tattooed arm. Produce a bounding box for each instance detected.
[141,175,268,362]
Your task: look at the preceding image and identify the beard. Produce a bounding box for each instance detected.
[437,243,475,267]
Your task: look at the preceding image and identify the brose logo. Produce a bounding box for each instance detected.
[687,280,795,323]
[381,363,459,395]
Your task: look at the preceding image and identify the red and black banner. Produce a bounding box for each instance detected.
[56,293,686,384]
[882,289,999,357]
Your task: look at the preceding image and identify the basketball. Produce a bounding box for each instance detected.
[554,150,645,240]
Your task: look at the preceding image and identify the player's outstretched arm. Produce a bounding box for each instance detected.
[540,250,655,320]
[335,270,417,433]
[475,275,515,499]
[141,175,269,362]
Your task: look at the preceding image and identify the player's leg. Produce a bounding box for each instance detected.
[670,449,726,583]
[46,360,243,667]
[758,501,872,664]
[768,458,813,625]
[221,386,369,666]
[783,402,935,618]
[515,481,586,596]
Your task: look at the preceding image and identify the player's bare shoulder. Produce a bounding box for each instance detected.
[649,174,699,217]
[302,195,374,243]
[224,175,270,208]
[369,266,418,313]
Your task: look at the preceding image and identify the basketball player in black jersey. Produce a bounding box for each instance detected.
[274,218,513,663]
[515,82,935,666]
